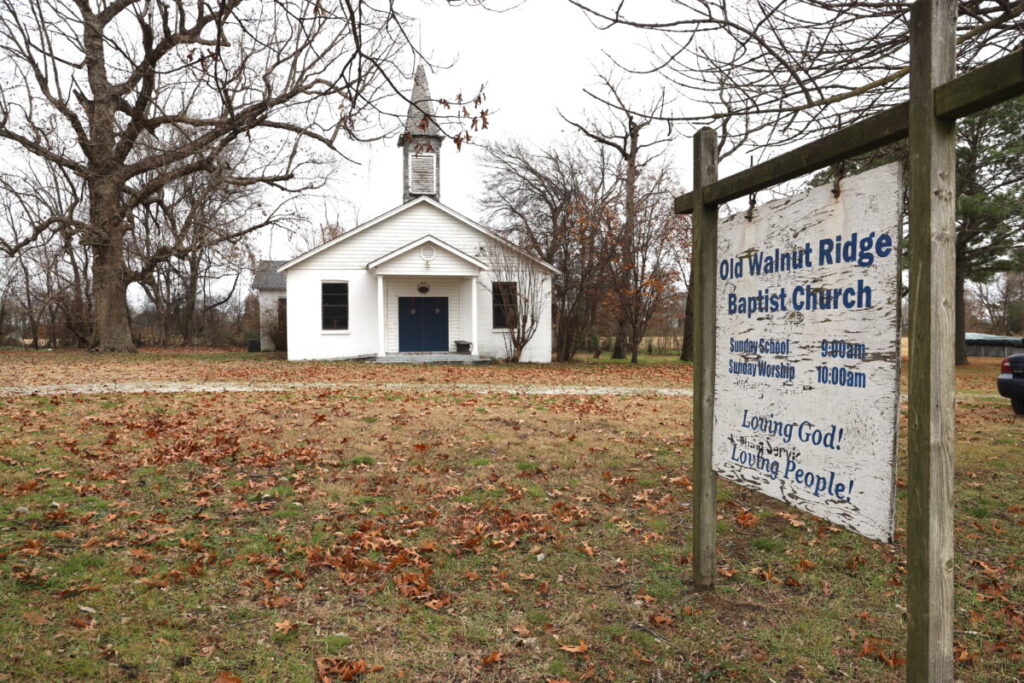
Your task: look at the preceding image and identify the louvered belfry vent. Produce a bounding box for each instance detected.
[409,153,437,195]
[398,65,443,203]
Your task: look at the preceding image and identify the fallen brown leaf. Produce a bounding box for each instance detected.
[481,651,504,667]
[559,639,589,654]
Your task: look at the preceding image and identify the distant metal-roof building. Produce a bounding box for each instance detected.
[965,332,1024,357]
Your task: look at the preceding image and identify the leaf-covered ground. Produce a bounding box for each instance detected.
[0,352,1020,682]
[0,349,693,389]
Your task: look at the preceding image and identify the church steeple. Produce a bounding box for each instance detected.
[398,65,443,203]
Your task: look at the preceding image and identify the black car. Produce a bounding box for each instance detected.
[997,354,1024,415]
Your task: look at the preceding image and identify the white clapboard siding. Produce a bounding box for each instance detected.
[374,246,480,277]
[283,199,555,363]
[285,268,379,360]
[293,202,490,272]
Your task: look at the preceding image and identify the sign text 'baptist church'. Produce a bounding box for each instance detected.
[712,163,903,542]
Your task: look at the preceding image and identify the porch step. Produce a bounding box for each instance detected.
[371,353,493,365]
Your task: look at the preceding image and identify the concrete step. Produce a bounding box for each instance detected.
[371,353,493,365]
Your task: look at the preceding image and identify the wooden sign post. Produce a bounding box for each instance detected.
[677,0,1020,677]
[906,0,956,679]
[691,127,719,591]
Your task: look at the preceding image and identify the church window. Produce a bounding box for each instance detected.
[322,282,349,330]
[492,282,517,330]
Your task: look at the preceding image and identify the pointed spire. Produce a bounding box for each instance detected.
[399,65,442,202]
[400,64,442,143]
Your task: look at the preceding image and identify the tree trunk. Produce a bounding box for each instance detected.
[555,304,580,362]
[64,237,92,346]
[618,123,640,364]
[142,278,164,346]
[553,291,570,362]
[88,174,136,353]
[680,271,695,361]
[627,317,641,364]
[556,327,574,362]
[84,57,136,353]
[955,258,967,366]
[20,262,39,349]
[47,304,59,348]
[183,255,201,346]
[91,242,135,352]
[611,319,626,359]
[28,315,39,349]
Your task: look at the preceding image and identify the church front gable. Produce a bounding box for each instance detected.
[284,201,492,273]
[369,236,486,278]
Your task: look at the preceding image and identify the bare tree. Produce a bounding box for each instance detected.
[605,159,687,363]
[566,1,1023,152]
[0,1,481,351]
[290,219,351,256]
[479,141,616,360]
[129,140,271,345]
[679,264,694,361]
[568,1,1023,364]
[0,256,15,343]
[970,272,1024,334]
[563,77,682,363]
[485,240,551,363]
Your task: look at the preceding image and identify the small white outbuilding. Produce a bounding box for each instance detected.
[254,66,557,363]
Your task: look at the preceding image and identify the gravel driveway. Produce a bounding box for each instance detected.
[0,380,694,398]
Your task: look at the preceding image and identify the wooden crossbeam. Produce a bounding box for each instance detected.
[674,48,1023,215]
[935,48,1024,119]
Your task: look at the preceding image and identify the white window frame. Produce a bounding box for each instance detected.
[491,281,517,331]
[321,280,351,335]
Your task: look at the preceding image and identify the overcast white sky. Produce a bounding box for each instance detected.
[270,0,698,260]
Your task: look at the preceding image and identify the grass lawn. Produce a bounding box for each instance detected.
[0,348,692,389]
[0,352,1020,681]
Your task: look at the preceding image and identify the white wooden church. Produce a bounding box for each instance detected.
[253,67,556,363]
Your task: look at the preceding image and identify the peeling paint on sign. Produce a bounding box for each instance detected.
[713,162,902,542]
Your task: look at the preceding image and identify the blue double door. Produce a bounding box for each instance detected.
[398,297,449,352]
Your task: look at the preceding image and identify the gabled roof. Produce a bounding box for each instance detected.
[399,64,443,143]
[278,196,559,275]
[368,235,487,271]
[252,260,287,290]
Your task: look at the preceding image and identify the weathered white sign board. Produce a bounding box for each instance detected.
[713,162,902,542]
